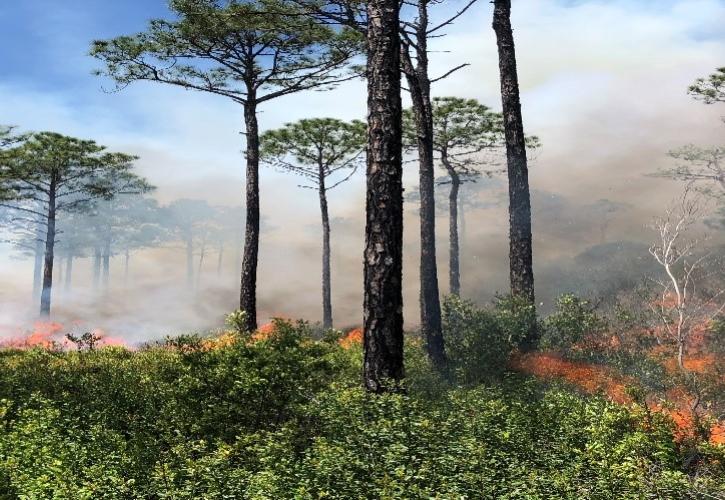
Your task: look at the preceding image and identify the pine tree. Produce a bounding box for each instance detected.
[493,0,537,350]
[363,0,405,392]
[0,132,149,316]
[92,0,360,332]
[261,117,366,329]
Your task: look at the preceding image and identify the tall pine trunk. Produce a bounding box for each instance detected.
[40,177,57,316]
[102,236,111,289]
[186,235,194,288]
[65,255,73,292]
[445,162,461,296]
[32,235,43,302]
[240,98,260,332]
[363,0,405,392]
[493,0,537,349]
[92,247,101,291]
[402,2,446,369]
[124,249,130,286]
[319,165,333,329]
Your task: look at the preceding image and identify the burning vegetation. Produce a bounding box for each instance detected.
[0,314,722,497]
[0,321,126,351]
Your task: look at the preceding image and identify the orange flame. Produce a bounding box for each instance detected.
[339,328,363,349]
[0,323,128,350]
[511,352,633,404]
[511,351,724,445]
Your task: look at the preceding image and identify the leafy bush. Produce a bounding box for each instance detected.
[224,309,251,337]
[0,318,722,498]
[441,295,514,384]
[542,293,606,349]
[492,293,538,347]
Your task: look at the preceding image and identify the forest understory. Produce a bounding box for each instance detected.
[0,295,723,499]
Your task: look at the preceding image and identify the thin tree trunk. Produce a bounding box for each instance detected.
[58,257,63,287]
[240,98,260,332]
[319,165,333,329]
[217,243,224,276]
[197,239,206,291]
[65,255,73,292]
[40,177,57,316]
[493,0,537,349]
[102,236,111,290]
[446,164,461,296]
[186,235,194,288]
[124,249,130,286]
[401,2,446,369]
[363,0,405,393]
[92,247,101,291]
[32,235,43,302]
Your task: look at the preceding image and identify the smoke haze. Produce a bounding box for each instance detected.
[1,0,724,342]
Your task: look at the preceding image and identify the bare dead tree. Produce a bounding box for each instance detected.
[648,189,725,371]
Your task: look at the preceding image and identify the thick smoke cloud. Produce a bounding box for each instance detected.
[1,0,724,341]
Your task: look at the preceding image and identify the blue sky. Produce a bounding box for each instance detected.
[0,1,168,91]
[0,0,723,204]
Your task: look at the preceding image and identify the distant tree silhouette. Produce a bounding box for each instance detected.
[0,132,148,315]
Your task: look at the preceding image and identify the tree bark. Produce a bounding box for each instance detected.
[92,247,101,291]
[445,161,461,296]
[102,236,111,290]
[217,243,224,276]
[319,163,333,329]
[185,235,194,288]
[65,255,73,292]
[363,0,405,393]
[493,0,537,349]
[32,234,43,303]
[240,98,260,332]
[40,177,57,316]
[401,2,446,369]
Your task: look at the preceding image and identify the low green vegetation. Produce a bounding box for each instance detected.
[0,304,723,499]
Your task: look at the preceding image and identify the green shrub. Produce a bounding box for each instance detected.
[141,382,722,499]
[224,309,251,336]
[442,295,514,384]
[542,293,606,350]
[492,293,538,347]
[0,317,722,498]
